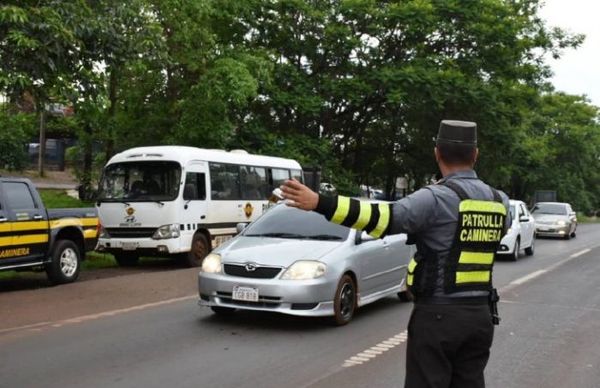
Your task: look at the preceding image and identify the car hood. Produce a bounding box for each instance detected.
[534,214,567,223]
[216,236,344,267]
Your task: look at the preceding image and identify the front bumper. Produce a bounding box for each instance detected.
[497,233,517,255]
[198,272,337,317]
[535,224,570,237]
[96,237,183,255]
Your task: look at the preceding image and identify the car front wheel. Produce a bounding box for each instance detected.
[332,274,357,326]
[46,240,81,284]
[524,236,535,256]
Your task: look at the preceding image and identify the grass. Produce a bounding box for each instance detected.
[38,189,94,208]
[577,213,600,223]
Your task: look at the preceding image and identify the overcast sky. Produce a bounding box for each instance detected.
[539,0,600,106]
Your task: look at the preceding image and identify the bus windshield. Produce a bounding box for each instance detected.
[98,161,182,202]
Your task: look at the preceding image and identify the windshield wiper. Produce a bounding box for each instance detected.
[305,234,343,241]
[245,232,307,239]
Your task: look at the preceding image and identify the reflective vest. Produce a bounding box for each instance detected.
[406,181,507,296]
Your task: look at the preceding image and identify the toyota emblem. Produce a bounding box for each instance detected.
[245,263,257,272]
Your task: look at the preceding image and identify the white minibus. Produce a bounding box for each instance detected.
[95,146,302,266]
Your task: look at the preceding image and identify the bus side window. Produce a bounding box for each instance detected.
[291,169,303,183]
[240,166,268,200]
[184,172,206,200]
[269,168,290,191]
[210,163,241,200]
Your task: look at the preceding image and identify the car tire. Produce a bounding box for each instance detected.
[183,233,210,267]
[211,306,236,315]
[114,253,140,267]
[509,238,520,261]
[524,237,535,256]
[570,226,576,238]
[331,274,357,326]
[45,240,81,284]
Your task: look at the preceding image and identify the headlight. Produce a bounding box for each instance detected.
[556,220,567,226]
[506,228,512,234]
[281,260,327,280]
[201,253,222,273]
[152,224,181,239]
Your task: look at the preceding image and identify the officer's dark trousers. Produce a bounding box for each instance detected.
[405,303,494,388]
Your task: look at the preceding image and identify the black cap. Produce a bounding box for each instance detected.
[436,120,477,146]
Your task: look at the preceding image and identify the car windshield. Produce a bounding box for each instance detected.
[243,204,350,241]
[98,161,182,202]
[531,203,567,215]
[509,205,516,220]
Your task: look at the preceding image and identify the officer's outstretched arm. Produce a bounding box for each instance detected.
[281,179,392,239]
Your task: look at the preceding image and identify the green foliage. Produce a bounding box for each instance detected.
[0,111,35,170]
[1,0,598,212]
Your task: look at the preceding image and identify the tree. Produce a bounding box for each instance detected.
[0,1,91,176]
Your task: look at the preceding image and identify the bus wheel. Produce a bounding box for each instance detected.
[184,233,209,267]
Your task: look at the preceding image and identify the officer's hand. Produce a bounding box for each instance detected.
[280,179,319,211]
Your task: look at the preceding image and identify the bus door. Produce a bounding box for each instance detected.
[183,162,209,236]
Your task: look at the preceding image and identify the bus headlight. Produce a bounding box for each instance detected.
[152,224,181,239]
[201,253,222,273]
[281,260,327,280]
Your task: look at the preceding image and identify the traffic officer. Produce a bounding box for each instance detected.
[280,120,510,388]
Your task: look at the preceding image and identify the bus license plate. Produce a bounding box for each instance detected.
[121,242,138,251]
[232,286,259,302]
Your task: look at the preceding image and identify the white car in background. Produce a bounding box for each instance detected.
[497,200,536,261]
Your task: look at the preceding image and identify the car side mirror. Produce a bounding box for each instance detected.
[236,223,248,234]
[356,230,375,244]
[519,216,530,222]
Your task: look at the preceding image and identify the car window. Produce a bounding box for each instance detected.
[519,204,528,217]
[531,203,567,215]
[244,204,350,241]
[4,182,36,210]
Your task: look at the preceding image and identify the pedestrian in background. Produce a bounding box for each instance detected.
[281,120,510,388]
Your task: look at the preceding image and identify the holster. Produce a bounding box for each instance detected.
[488,288,501,325]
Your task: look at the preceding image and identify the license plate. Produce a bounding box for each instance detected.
[232,286,259,302]
[121,242,138,251]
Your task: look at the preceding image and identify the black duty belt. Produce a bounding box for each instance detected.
[415,296,489,305]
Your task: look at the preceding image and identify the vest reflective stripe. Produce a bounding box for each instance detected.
[456,271,490,284]
[407,273,414,286]
[352,201,372,230]
[458,251,494,265]
[459,200,507,215]
[331,196,351,224]
[408,257,418,273]
[370,203,390,238]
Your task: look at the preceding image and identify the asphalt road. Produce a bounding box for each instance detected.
[1,224,599,388]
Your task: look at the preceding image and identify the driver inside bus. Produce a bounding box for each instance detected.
[131,172,161,197]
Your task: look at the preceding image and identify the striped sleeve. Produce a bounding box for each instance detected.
[314,195,392,239]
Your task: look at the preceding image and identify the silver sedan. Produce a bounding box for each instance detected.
[198,204,412,325]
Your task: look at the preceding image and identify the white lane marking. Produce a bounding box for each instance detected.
[509,269,547,286]
[0,295,197,336]
[502,245,599,293]
[342,330,408,368]
[570,248,591,258]
[0,321,51,335]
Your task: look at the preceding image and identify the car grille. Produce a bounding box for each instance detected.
[536,220,556,225]
[105,228,156,238]
[223,264,282,279]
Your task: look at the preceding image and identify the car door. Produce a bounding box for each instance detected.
[2,181,49,264]
[519,203,534,247]
[0,182,16,263]
[355,231,408,295]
